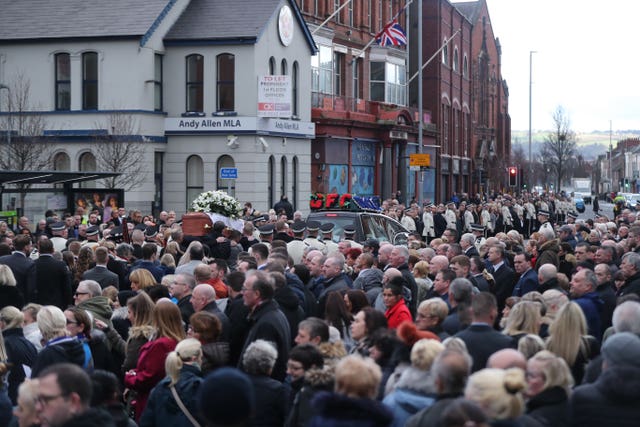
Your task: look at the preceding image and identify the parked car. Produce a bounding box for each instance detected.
[574,197,585,213]
[621,193,640,210]
[306,210,409,245]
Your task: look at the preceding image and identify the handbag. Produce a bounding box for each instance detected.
[170,385,201,427]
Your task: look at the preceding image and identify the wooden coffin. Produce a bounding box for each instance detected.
[182,212,213,236]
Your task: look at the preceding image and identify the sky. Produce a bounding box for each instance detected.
[457,0,640,133]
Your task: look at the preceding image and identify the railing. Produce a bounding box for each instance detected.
[311,92,433,126]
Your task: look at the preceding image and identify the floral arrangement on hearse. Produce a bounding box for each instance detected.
[191,190,243,219]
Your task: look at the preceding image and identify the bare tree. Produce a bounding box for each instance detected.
[0,74,54,208]
[540,106,577,191]
[93,112,148,190]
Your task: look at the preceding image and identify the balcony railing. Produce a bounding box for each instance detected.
[311,92,433,127]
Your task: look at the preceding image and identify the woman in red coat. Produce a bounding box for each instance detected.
[383,277,412,329]
[124,298,186,421]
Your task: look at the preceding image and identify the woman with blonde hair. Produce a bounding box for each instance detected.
[383,339,444,427]
[518,334,546,360]
[31,305,85,377]
[139,338,204,427]
[129,268,157,292]
[308,355,393,426]
[545,301,598,385]
[124,299,186,421]
[502,301,542,346]
[524,350,573,427]
[0,265,23,310]
[465,368,530,423]
[12,379,39,427]
[412,260,432,304]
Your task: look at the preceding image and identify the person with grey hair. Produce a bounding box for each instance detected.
[442,278,474,335]
[389,245,419,316]
[569,269,603,339]
[74,280,114,327]
[584,301,640,383]
[405,348,473,427]
[318,255,351,316]
[618,251,640,297]
[242,339,288,427]
[570,332,640,426]
[534,228,560,271]
[171,273,196,326]
[460,233,479,258]
[239,270,291,381]
[537,264,563,294]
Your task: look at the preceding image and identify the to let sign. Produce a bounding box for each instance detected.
[220,168,238,179]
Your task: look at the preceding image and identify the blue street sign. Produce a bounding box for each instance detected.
[220,168,238,179]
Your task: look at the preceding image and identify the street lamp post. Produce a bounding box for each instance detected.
[528,51,536,188]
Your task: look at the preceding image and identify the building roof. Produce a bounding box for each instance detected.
[453,1,482,23]
[165,0,281,41]
[165,0,317,52]
[0,0,172,41]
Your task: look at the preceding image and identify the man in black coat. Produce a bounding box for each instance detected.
[82,247,119,289]
[571,332,640,427]
[0,234,37,303]
[239,270,291,381]
[454,292,514,372]
[485,244,516,313]
[191,284,232,343]
[273,195,294,220]
[34,239,72,309]
[224,271,251,366]
[170,273,195,327]
[389,245,419,317]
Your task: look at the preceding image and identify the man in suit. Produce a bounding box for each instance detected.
[454,292,514,372]
[512,252,538,297]
[459,233,480,258]
[486,244,516,313]
[0,234,36,303]
[83,246,119,289]
[35,238,72,309]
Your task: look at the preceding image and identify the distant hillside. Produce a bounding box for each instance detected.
[511,130,640,160]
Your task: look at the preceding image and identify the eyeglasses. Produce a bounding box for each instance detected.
[74,291,89,297]
[37,393,67,405]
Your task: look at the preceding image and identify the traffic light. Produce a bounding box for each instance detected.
[509,166,517,187]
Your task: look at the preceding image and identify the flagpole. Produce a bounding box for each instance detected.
[350,0,415,65]
[312,0,354,35]
[417,0,424,206]
[408,28,461,84]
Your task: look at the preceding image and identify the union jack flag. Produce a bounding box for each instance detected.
[375,20,407,47]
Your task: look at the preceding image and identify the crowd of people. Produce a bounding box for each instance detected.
[0,190,638,427]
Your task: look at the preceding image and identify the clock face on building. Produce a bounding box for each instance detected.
[278,5,294,46]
